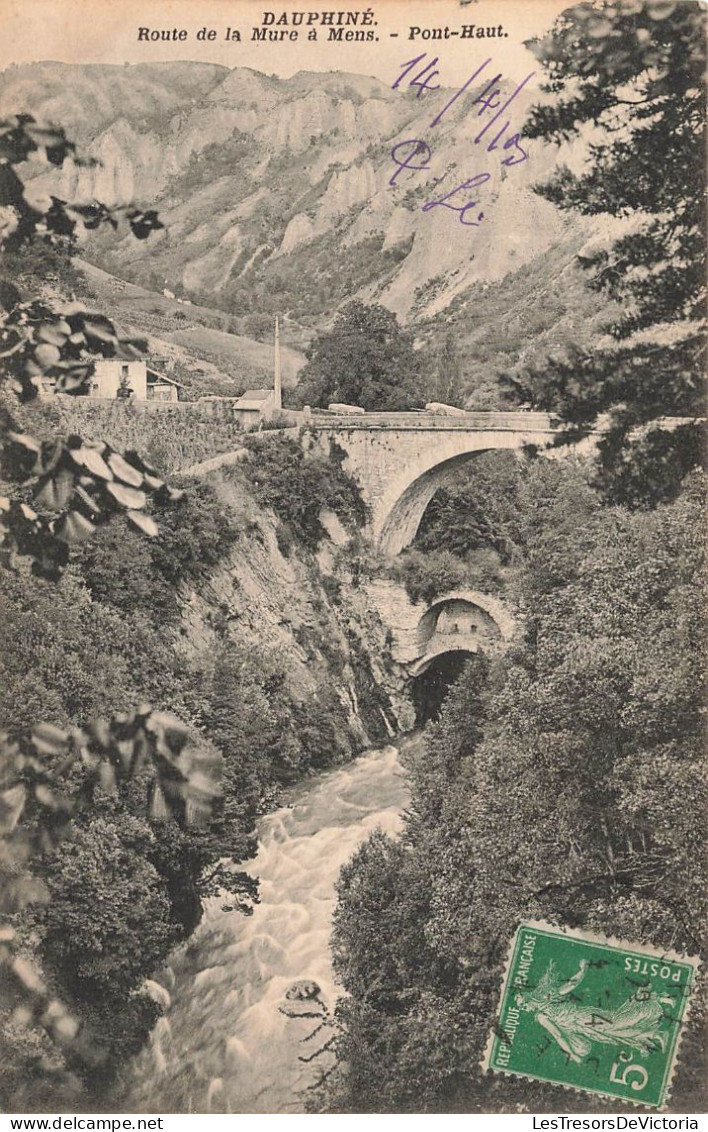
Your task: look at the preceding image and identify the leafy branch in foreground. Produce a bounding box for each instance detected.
[0,115,222,1075]
[1,428,183,581]
[0,709,219,1055]
[0,114,169,578]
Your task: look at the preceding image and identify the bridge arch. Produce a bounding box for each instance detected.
[307,412,602,555]
[374,431,542,556]
[408,589,514,676]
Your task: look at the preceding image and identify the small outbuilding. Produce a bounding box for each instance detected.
[146,367,182,402]
[232,388,278,428]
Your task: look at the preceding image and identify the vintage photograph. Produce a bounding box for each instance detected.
[0,0,705,1116]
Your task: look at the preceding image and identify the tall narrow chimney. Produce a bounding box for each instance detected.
[274,316,282,410]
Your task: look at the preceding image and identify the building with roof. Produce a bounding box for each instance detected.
[146,367,182,402]
[232,387,278,426]
[42,359,183,401]
[231,317,283,428]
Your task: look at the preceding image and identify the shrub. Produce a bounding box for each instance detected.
[391,549,469,605]
[235,434,367,550]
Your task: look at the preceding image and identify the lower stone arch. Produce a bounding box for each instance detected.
[409,641,480,678]
[408,590,514,675]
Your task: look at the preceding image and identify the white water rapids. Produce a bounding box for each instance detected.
[122,741,412,1114]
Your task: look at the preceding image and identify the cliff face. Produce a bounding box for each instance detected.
[177,471,404,753]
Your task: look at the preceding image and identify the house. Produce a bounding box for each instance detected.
[90,359,147,399]
[81,360,181,401]
[146,367,182,402]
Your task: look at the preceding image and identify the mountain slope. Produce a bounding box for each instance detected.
[1,61,609,402]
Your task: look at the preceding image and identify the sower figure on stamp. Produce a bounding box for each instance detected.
[515,959,674,1063]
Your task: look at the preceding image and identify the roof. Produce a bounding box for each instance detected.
[234,389,274,410]
[146,367,183,387]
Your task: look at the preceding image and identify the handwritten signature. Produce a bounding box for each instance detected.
[388,54,533,228]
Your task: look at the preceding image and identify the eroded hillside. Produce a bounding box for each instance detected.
[0,61,612,401]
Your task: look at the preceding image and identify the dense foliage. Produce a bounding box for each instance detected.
[514,0,706,505]
[293,302,423,412]
[235,432,367,550]
[327,465,706,1112]
[1,463,366,1106]
[394,452,593,603]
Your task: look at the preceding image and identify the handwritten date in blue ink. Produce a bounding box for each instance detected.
[389,54,534,229]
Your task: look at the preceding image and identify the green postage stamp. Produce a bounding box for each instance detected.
[483,922,699,1109]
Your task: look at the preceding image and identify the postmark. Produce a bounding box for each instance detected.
[482,922,700,1109]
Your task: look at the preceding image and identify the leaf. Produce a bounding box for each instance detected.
[82,317,118,348]
[646,1,676,17]
[71,446,113,481]
[127,511,159,537]
[0,784,25,834]
[4,875,49,911]
[45,1005,79,1042]
[72,484,102,515]
[55,509,96,544]
[86,719,111,749]
[105,482,146,509]
[98,762,117,793]
[106,451,144,487]
[149,783,170,820]
[11,956,46,994]
[31,722,69,756]
[7,431,41,456]
[185,770,221,800]
[34,784,59,809]
[37,320,71,346]
[33,343,61,369]
[35,471,74,511]
[146,712,190,748]
[142,474,165,492]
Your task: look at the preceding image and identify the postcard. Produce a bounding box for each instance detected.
[0,0,704,1118]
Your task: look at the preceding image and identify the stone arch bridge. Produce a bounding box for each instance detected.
[365,579,514,698]
[307,410,598,555]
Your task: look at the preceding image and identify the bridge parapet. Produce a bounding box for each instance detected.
[308,410,564,432]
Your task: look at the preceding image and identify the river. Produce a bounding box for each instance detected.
[121,740,412,1114]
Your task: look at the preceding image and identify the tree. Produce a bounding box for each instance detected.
[511,1,706,506]
[294,301,423,411]
[37,814,179,1064]
[428,331,466,407]
[115,371,134,401]
[0,115,220,1087]
[236,433,367,549]
[325,464,707,1113]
